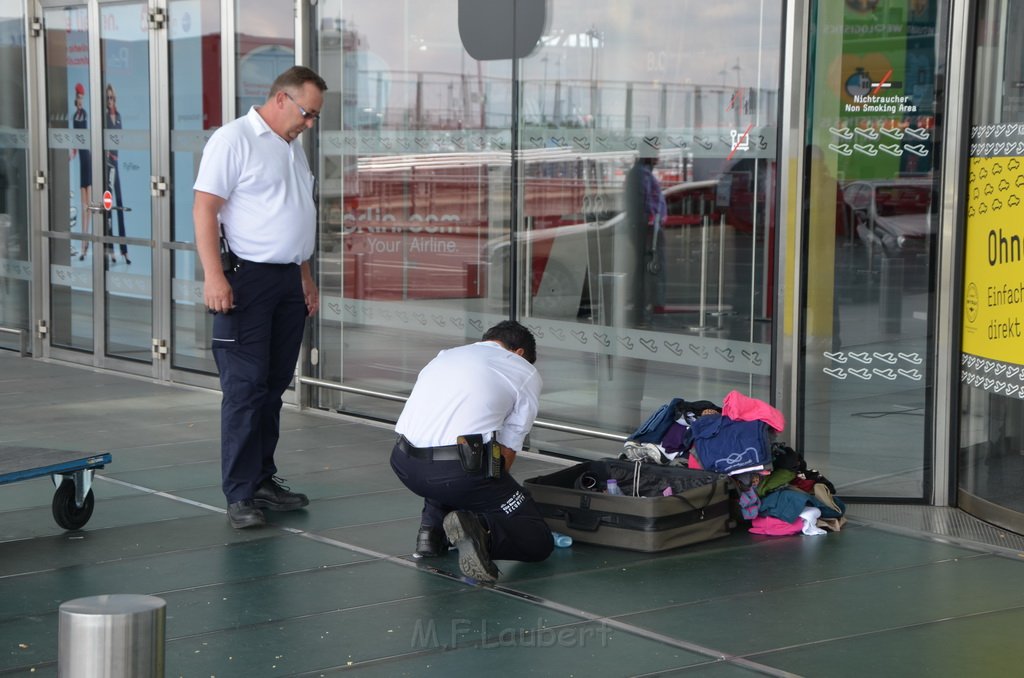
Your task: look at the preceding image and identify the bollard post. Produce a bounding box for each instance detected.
[599,272,626,327]
[596,272,645,429]
[688,215,711,331]
[58,594,166,678]
[879,256,904,334]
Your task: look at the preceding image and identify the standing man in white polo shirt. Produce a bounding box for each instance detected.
[193,66,326,529]
[391,321,553,583]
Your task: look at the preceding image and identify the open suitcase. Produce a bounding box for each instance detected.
[524,459,733,552]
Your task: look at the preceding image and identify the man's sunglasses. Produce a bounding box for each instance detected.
[285,92,320,121]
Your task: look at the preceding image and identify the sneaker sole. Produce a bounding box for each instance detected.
[443,512,499,583]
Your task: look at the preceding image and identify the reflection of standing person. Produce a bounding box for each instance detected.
[193,66,324,529]
[70,83,92,260]
[390,321,552,583]
[623,144,668,325]
[103,84,130,265]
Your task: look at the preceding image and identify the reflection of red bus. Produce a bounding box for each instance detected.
[320,150,593,301]
[319,151,776,320]
[327,162,494,300]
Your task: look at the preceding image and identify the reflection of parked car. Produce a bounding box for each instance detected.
[487,179,722,311]
[843,178,934,255]
[491,177,769,319]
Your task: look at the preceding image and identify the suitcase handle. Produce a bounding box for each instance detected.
[560,509,602,532]
[670,482,719,519]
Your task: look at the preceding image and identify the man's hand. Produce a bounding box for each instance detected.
[500,445,517,471]
[193,190,231,313]
[204,271,234,314]
[300,262,319,317]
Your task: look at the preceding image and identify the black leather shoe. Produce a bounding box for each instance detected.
[252,476,309,511]
[413,526,449,559]
[443,511,500,583]
[227,500,266,529]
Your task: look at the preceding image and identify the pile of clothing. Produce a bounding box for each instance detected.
[624,390,780,472]
[622,390,846,536]
[740,443,846,535]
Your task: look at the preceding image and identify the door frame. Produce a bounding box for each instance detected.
[32,0,170,380]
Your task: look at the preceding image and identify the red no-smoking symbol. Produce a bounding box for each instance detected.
[103,191,113,210]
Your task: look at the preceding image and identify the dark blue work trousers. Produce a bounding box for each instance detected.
[212,262,306,503]
[390,444,554,563]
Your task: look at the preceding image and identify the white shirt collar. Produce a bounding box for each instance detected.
[245,106,275,138]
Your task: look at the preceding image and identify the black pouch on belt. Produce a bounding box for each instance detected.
[456,434,485,473]
[219,224,238,273]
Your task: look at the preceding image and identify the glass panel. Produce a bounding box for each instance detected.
[310,1,783,448]
[236,0,294,111]
[802,1,946,498]
[312,0,511,418]
[169,0,220,373]
[0,1,30,350]
[518,1,782,437]
[100,1,152,362]
[44,4,93,351]
[959,0,1024,528]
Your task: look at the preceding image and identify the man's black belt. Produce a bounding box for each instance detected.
[395,435,462,462]
[235,259,298,270]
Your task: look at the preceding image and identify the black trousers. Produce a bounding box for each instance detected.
[213,262,306,503]
[390,444,553,563]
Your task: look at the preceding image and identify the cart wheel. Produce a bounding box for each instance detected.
[52,479,95,530]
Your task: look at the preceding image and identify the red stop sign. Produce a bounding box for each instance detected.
[103,191,113,210]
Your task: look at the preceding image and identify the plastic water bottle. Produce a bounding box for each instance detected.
[552,531,573,548]
[605,478,623,495]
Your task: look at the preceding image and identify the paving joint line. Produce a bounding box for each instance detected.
[95,474,796,677]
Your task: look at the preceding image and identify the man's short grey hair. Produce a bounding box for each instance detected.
[269,66,327,95]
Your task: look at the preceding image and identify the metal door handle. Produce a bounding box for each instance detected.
[87,205,133,213]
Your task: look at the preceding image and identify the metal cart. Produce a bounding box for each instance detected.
[0,447,112,530]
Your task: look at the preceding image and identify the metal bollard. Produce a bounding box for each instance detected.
[599,272,627,327]
[58,594,166,678]
[688,216,711,331]
[879,256,904,334]
[597,272,644,430]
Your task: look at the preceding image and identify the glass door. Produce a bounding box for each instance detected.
[164,0,297,387]
[958,0,1024,533]
[0,1,32,352]
[167,0,220,377]
[41,0,159,372]
[799,1,947,499]
[97,0,153,364]
[42,1,95,353]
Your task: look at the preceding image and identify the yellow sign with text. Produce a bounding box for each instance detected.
[962,156,1024,364]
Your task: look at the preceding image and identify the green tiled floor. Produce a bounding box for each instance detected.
[2,351,1024,677]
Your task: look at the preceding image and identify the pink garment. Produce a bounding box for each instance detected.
[748,515,803,536]
[687,453,704,470]
[722,390,785,432]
